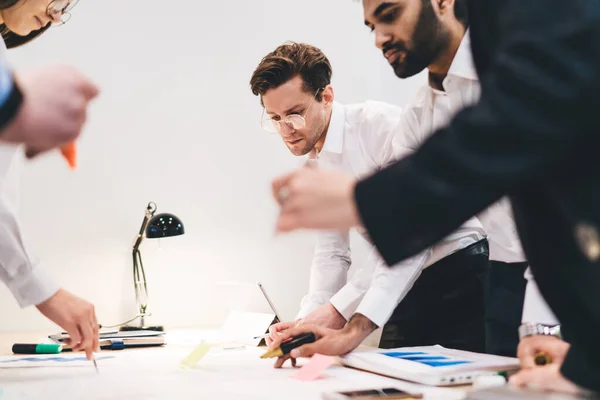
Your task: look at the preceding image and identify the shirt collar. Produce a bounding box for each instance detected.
[319,102,345,155]
[446,29,477,81]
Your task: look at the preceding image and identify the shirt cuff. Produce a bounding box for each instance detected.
[329,283,366,321]
[8,263,60,308]
[521,270,559,325]
[355,288,400,328]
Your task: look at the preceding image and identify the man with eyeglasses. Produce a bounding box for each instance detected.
[250,41,490,368]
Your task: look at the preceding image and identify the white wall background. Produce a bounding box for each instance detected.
[0,0,425,332]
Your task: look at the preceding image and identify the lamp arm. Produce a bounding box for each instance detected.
[131,202,157,323]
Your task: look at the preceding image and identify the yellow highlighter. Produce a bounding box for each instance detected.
[534,352,552,366]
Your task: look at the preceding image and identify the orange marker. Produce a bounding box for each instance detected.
[60,142,77,169]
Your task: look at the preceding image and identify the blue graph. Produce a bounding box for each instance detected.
[382,351,473,368]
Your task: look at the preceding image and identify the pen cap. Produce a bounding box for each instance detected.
[280,332,316,355]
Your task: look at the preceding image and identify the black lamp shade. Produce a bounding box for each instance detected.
[146,213,185,239]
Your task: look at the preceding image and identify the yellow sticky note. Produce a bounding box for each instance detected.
[180,343,211,369]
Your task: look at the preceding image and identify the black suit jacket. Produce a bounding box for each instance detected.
[355,0,600,392]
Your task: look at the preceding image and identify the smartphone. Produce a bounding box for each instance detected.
[322,388,423,400]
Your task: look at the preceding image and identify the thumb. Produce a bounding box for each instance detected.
[24,147,41,159]
[518,344,537,369]
[290,343,318,359]
[509,371,528,387]
[520,353,537,370]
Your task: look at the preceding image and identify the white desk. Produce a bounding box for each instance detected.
[0,331,469,400]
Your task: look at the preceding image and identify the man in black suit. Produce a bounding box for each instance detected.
[270,0,600,394]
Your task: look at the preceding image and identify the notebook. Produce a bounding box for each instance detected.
[49,330,164,342]
[341,345,520,386]
[49,330,166,350]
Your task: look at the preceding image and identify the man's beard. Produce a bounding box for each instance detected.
[383,0,450,78]
[296,128,324,156]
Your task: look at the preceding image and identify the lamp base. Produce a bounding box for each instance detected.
[119,325,164,332]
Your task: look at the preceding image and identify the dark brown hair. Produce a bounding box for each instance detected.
[250,42,332,102]
[0,0,51,49]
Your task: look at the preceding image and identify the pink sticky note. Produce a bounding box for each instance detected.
[290,354,335,381]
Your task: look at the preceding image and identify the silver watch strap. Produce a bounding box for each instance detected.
[519,323,562,340]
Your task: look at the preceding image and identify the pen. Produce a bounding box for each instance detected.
[92,354,99,374]
[260,333,316,359]
[253,334,269,340]
[12,343,62,354]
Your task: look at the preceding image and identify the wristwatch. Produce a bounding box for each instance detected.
[518,322,562,340]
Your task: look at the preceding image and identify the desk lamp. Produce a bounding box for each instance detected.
[120,202,185,332]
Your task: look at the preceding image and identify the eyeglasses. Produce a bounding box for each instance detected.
[47,0,79,27]
[260,89,322,134]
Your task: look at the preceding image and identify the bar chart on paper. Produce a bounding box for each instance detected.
[341,345,520,386]
[381,351,473,367]
[0,354,115,368]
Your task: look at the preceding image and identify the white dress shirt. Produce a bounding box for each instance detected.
[0,39,59,308]
[398,32,557,325]
[397,31,526,264]
[522,267,559,325]
[297,99,486,327]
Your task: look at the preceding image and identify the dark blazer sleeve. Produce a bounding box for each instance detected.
[355,0,600,267]
[0,69,22,135]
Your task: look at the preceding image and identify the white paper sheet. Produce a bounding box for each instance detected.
[0,345,466,400]
[219,311,275,346]
[0,353,117,368]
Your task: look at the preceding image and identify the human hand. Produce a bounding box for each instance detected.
[2,65,99,157]
[267,304,347,367]
[272,167,361,233]
[509,364,587,395]
[517,335,569,369]
[269,314,376,368]
[36,289,99,360]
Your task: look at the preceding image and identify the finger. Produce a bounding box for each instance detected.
[273,324,326,345]
[24,147,42,159]
[67,325,83,352]
[517,343,537,369]
[268,322,293,348]
[273,355,291,369]
[272,321,296,332]
[291,357,297,368]
[79,78,100,100]
[275,212,302,234]
[76,321,94,359]
[88,320,98,358]
[509,371,528,387]
[92,313,100,353]
[290,343,319,359]
[520,353,536,369]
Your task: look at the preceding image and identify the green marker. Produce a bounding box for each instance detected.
[12,343,62,354]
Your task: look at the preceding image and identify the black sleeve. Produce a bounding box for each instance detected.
[0,74,23,136]
[354,0,600,266]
